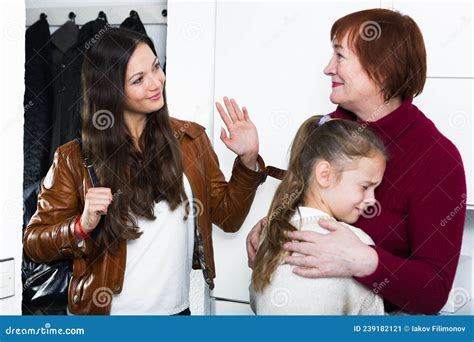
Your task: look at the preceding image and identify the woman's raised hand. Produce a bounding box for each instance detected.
[215,96,259,170]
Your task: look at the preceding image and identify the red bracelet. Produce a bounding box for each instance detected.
[74,215,89,240]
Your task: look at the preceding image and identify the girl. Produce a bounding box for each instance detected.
[24,28,267,315]
[250,115,386,315]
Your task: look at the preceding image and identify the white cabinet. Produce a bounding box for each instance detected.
[392,1,473,78]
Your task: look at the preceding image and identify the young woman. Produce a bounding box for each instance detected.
[24,28,267,315]
[247,9,466,315]
[250,115,386,315]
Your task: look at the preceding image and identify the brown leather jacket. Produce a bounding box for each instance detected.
[24,118,267,315]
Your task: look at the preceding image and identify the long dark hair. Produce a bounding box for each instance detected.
[252,116,387,292]
[81,28,187,258]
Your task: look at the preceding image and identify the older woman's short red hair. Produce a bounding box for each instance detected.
[331,8,426,102]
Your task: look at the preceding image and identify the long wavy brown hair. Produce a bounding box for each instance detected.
[252,115,387,292]
[81,28,187,258]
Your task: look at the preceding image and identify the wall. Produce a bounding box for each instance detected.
[0,0,25,316]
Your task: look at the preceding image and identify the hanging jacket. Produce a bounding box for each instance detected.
[24,16,53,194]
[120,11,147,35]
[24,16,54,229]
[50,20,79,65]
[49,18,110,164]
[23,15,55,315]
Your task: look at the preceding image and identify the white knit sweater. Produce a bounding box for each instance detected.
[250,207,385,315]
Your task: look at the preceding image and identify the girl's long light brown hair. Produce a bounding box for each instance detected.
[252,115,387,292]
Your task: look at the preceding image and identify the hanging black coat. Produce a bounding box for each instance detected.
[23,16,54,227]
[120,12,147,35]
[49,18,110,164]
[23,15,56,316]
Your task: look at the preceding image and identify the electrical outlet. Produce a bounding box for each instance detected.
[0,258,14,299]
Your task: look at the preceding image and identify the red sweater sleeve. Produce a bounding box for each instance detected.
[354,147,467,314]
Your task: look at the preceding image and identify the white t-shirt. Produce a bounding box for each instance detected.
[250,206,385,315]
[109,175,195,315]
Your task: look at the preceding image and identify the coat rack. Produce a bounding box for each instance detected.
[26,3,167,27]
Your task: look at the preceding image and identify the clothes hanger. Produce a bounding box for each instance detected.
[68,12,76,24]
[97,11,108,23]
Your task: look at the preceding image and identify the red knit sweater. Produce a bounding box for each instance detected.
[331,99,467,314]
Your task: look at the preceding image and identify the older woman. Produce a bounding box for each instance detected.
[247,8,466,315]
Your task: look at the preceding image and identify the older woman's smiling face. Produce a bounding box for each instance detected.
[323,34,383,115]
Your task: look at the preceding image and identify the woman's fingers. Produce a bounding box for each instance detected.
[285,257,326,278]
[230,98,244,121]
[283,241,317,256]
[216,101,233,130]
[284,255,315,267]
[220,127,230,147]
[216,97,247,125]
[223,96,238,123]
[84,187,113,228]
[242,106,251,122]
[88,187,112,195]
[246,217,266,269]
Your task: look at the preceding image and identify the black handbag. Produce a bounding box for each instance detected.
[22,138,100,315]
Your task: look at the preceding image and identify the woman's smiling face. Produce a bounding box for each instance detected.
[124,43,165,115]
[323,34,382,114]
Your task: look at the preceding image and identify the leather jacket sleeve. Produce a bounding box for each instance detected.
[204,133,266,233]
[23,145,91,263]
